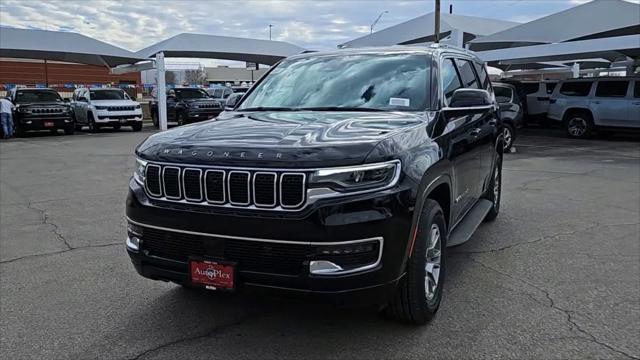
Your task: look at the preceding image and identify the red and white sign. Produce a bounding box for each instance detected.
[189,259,235,290]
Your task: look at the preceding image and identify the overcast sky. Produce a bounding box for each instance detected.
[0,0,620,66]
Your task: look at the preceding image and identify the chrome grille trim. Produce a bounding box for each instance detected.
[280,173,306,209]
[162,166,182,200]
[227,170,251,206]
[253,172,277,208]
[145,164,162,197]
[181,168,203,202]
[204,169,226,204]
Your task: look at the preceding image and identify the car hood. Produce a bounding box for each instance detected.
[137,110,427,167]
[91,99,139,106]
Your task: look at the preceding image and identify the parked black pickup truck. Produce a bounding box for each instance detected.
[126,45,504,324]
[150,87,223,127]
[8,88,74,136]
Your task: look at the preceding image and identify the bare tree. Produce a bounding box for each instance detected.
[184,68,206,85]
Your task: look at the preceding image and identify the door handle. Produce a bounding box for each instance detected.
[469,128,482,137]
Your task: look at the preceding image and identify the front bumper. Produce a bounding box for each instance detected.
[125,178,414,305]
[95,111,143,124]
[186,110,221,121]
[17,115,73,130]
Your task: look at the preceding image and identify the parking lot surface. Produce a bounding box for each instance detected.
[1,127,639,359]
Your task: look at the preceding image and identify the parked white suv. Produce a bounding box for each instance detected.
[548,77,640,138]
[71,88,143,132]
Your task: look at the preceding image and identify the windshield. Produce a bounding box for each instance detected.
[207,88,225,98]
[238,53,430,111]
[494,86,513,103]
[90,90,125,100]
[174,88,209,100]
[14,90,62,104]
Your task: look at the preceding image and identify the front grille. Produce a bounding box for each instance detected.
[108,106,135,111]
[30,108,64,114]
[144,163,306,210]
[195,103,221,109]
[135,225,380,276]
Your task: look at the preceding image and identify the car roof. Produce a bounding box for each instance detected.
[88,87,123,91]
[286,44,481,62]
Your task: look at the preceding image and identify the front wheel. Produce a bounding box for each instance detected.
[88,114,98,133]
[151,112,159,128]
[384,199,446,324]
[63,126,75,135]
[565,112,593,139]
[177,112,187,126]
[502,123,515,153]
[132,122,142,132]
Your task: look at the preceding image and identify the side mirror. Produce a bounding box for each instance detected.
[63,98,70,103]
[448,89,492,108]
[79,97,88,102]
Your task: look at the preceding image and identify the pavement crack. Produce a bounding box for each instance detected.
[0,242,121,264]
[470,256,639,360]
[27,201,73,251]
[125,310,268,360]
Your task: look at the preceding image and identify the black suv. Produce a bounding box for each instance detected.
[8,88,74,136]
[150,87,223,127]
[126,46,504,324]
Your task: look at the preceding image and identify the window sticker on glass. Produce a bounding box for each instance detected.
[389,97,410,107]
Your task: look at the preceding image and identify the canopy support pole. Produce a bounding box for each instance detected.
[157,52,168,131]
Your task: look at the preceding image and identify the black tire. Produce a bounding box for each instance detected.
[502,123,515,153]
[88,113,98,133]
[132,122,142,132]
[112,124,121,130]
[63,126,75,135]
[384,199,446,324]
[564,110,593,139]
[177,111,187,126]
[15,125,24,137]
[151,112,159,128]
[49,129,58,135]
[75,124,83,131]
[484,155,502,222]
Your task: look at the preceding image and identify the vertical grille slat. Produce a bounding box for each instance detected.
[204,170,225,203]
[182,168,202,201]
[280,173,306,208]
[228,171,250,205]
[144,164,306,210]
[162,167,181,199]
[253,172,277,207]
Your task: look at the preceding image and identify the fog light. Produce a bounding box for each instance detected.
[126,236,140,251]
[309,260,343,274]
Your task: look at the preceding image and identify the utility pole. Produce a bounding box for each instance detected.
[434,0,441,43]
[370,11,388,34]
[269,24,273,40]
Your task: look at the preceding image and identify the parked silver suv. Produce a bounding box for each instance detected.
[548,77,640,138]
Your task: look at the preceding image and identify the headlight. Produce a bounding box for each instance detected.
[133,158,147,185]
[95,106,108,110]
[309,160,400,192]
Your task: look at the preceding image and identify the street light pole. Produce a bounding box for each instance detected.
[269,24,273,40]
[370,10,388,34]
[434,0,441,43]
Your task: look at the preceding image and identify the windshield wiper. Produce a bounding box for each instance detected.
[238,106,298,112]
[296,106,385,112]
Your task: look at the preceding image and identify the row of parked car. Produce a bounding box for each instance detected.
[495,76,640,139]
[4,87,144,136]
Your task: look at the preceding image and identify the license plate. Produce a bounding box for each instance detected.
[44,121,54,127]
[189,258,235,291]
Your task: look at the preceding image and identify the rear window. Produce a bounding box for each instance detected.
[494,86,513,103]
[559,81,593,97]
[595,81,629,98]
[522,83,539,95]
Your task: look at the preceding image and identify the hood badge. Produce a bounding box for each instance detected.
[162,148,282,160]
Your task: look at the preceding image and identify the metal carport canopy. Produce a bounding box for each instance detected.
[477,35,640,67]
[136,33,306,65]
[0,27,145,67]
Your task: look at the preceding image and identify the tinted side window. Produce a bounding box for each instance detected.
[595,81,629,98]
[473,62,490,90]
[523,83,539,95]
[442,58,462,105]
[560,82,592,97]
[494,86,513,103]
[455,59,479,89]
[635,82,640,98]
[546,82,558,94]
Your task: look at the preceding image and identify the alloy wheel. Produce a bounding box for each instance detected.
[568,117,587,137]
[493,163,500,206]
[503,127,512,151]
[425,224,442,301]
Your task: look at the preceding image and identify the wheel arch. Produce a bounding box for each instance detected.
[562,107,593,122]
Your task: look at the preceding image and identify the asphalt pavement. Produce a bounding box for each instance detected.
[1,126,639,359]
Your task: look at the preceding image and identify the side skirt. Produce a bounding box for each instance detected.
[447,199,493,247]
